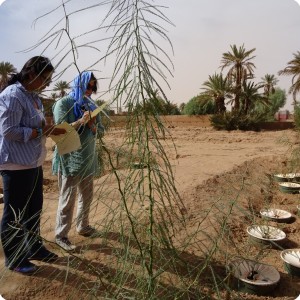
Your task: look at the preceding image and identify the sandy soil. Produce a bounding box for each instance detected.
[0,122,300,300]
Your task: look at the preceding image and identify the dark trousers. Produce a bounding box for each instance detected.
[0,167,44,267]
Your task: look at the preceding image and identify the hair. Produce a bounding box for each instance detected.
[89,72,98,93]
[7,56,54,87]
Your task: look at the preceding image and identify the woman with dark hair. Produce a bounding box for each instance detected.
[52,71,104,251]
[0,56,65,274]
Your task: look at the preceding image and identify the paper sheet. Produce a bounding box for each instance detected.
[90,101,109,118]
[49,122,81,155]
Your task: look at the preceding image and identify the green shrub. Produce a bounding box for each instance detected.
[294,105,300,129]
[253,88,286,121]
[210,112,263,131]
[237,114,262,131]
[129,97,181,115]
[183,95,215,115]
[209,112,238,130]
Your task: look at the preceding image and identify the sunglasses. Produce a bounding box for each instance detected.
[86,82,97,92]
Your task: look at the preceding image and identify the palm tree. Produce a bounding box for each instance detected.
[220,44,256,111]
[201,73,232,113]
[53,80,70,97]
[50,92,58,101]
[259,74,278,97]
[278,51,300,106]
[0,61,17,91]
[240,81,267,114]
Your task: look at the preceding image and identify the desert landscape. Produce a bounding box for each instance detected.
[0,116,300,300]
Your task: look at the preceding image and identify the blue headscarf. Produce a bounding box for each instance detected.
[69,71,97,120]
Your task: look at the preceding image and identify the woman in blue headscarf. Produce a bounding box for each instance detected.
[52,71,104,251]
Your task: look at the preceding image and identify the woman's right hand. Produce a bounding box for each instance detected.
[71,111,91,129]
[80,111,91,125]
[30,126,66,139]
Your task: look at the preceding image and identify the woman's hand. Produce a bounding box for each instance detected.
[87,116,97,134]
[87,116,96,127]
[43,125,66,136]
[30,125,66,139]
[80,111,91,124]
[71,111,91,130]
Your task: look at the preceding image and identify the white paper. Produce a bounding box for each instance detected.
[49,122,81,155]
[90,102,108,118]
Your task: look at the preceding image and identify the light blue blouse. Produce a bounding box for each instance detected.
[0,82,44,167]
[52,96,104,177]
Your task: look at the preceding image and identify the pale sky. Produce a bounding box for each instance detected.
[1,0,300,110]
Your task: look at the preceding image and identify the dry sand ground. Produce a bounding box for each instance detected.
[0,118,300,299]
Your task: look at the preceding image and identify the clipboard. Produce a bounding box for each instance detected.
[49,122,81,155]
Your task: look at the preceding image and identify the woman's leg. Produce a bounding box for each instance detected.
[76,175,93,233]
[26,167,44,252]
[55,174,78,239]
[0,168,43,268]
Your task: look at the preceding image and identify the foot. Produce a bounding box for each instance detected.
[9,261,37,275]
[56,237,76,251]
[78,226,100,238]
[28,246,58,262]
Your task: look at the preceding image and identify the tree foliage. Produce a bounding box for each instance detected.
[254,88,286,120]
[259,74,279,97]
[220,44,256,111]
[278,51,300,105]
[0,61,17,91]
[183,94,215,115]
[201,73,231,113]
[53,80,70,97]
[294,104,300,129]
[190,43,286,130]
[240,81,267,114]
[210,112,264,131]
[131,95,181,115]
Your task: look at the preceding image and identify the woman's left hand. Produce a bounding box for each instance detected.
[87,116,96,127]
[87,117,97,134]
